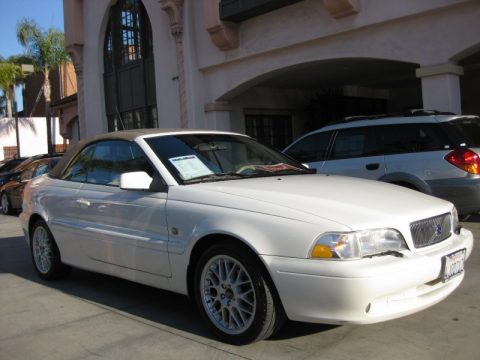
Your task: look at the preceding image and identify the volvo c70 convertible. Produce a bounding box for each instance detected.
[20,129,474,344]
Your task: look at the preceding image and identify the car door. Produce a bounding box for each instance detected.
[321,126,386,180]
[73,140,171,277]
[9,162,37,209]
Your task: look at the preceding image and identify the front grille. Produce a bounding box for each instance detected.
[410,213,452,248]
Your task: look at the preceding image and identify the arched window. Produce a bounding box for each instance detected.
[103,0,157,132]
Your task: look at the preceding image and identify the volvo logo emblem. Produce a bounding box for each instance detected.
[434,224,442,236]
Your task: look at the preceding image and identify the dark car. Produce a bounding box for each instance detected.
[1,156,61,214]
[0,157,27,174]
[0,153,64,187]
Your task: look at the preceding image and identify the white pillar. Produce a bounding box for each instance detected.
[416,63,463,114]
[204,101,231,131]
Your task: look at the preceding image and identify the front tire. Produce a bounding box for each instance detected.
[30,219,70,280]
[194,243,284,344]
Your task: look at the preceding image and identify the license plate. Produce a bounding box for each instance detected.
[442,249,466,282]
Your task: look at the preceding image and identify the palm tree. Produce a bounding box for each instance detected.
[17,18,69,153]
[0,57,23,118]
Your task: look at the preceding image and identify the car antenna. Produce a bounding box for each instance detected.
[115,105,126,130]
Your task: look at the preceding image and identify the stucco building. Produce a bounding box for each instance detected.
[63,0,480,148]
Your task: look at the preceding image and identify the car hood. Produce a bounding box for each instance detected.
[170,174,453,230]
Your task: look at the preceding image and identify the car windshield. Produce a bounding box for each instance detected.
[445,117,480,148]
[145,133,310,184]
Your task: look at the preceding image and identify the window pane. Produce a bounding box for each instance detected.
[86,141,130,186]
[444,117,480,147]
[84,141,153,186]
[245,114,292,150]
[285,131,333,162]
[120,0,141,64]
[33,163,49,178]
[378,124,452,154]
[330,127,379,160]
[103,0,157,130]
[146,134,303,184]
[62,144,96,182]
[129,143,155,176]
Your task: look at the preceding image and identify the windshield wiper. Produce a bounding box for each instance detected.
[184,172,248,184]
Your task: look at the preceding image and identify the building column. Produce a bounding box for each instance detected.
[416,63,464,114]
[67,44,86,140]
[160,0,189,128]
[204,101,232,131]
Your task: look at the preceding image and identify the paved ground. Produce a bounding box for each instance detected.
[0,213,479,360]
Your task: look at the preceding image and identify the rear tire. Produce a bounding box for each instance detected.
[1,192,12,215]
[30,219,71,280]
[194,242,284,344]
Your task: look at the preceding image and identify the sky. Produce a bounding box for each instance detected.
[0,0,64,111]
[0,0,64,59]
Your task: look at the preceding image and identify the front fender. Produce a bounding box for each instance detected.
[166,199,346,295]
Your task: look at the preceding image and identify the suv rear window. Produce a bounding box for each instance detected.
[377,123,452,154]
[444,117,480,148]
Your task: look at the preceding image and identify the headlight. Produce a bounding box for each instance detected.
[310,228,407,260]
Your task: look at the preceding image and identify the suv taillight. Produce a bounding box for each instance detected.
[444,149,480,174]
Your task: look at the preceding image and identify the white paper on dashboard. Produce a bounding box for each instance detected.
[169,155,213,180]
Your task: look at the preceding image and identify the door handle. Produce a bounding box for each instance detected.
[76,199,91,208]
[366,163,380,170]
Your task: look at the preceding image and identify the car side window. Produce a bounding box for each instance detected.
[61,144,96,182]
[33,163,49,178]
[329,127,379,160]
[378,124,452,154]
[86,141,131,186]
[86,141,156,186]
[285,131,333,162]
[61,141,156,186]
[129,143,156,176]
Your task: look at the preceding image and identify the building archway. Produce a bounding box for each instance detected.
[218,58,421,149]
[103,0,157,132]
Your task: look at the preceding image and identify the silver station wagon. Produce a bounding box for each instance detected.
[284,112,480,215]
[21,129,473,344]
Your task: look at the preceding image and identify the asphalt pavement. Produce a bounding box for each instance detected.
[0,213,479,360]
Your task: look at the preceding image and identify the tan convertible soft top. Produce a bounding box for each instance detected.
[49,128,218,178]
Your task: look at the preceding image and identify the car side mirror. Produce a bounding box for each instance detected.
[120,171,153,191]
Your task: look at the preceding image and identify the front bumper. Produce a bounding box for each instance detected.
[261,227,473,324]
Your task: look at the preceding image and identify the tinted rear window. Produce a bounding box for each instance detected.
[377,123,452,154]
[444,117,480,147]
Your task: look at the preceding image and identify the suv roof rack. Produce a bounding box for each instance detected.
[331,109,456,125]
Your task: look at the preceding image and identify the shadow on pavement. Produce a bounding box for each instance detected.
[0,232,337,343]
[461,213,480,223]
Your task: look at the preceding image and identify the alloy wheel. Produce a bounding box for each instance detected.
[32,225,54,274]
[200,255,256,335]
[1,193,9,214]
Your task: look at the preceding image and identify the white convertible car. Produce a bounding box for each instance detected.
[20,129,473,344]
